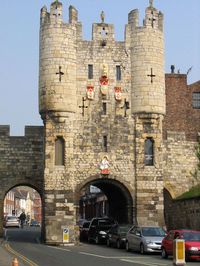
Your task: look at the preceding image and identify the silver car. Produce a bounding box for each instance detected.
[3,216,20,228]
[126,226,166,254]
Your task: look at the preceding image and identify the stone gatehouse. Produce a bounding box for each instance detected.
[0,0,200,244]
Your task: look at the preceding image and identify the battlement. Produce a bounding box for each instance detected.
[0,125,44,137]
[128,5,163,32]
[40,1,78,25]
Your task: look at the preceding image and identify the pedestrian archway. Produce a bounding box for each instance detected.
[3,185,42,229]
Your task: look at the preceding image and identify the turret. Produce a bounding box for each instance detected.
[128,0,165,115]
[39,1,78,122]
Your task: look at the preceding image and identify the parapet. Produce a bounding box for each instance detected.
[25,126,44,137]
[40,1,79,25]
[128,5,163,32]
[0,125,10,136]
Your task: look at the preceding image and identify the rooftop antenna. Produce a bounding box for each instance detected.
[187,66,193,76]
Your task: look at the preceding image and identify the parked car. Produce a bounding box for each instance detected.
[107,224,131,248]
[30,220,41,227]
[3,216,20,228]
[126,225,166,254]
[88,217,117,244]
[80,221,90,242]
[161,229,200,261]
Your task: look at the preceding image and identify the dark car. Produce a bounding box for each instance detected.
[161,229,200,261]
[80,221,90,242]
[107,224,131,248]
[88,217,117,244]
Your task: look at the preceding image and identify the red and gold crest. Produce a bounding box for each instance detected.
[86,85,95,100]
[114,87,122,101]
[100,76,109,95]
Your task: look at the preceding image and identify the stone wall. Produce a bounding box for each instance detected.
[164,193,200,231]
[0,125,44,237]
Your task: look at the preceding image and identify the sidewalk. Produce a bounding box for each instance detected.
[0,238,25,266]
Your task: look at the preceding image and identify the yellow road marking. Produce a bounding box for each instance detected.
[4,243,38,266]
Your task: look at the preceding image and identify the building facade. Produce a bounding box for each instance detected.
[0,0,200,245]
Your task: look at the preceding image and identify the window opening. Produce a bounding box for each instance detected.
[116,65,121,80]
[88,64,93,79]
[103,102,107,115]
[103,135,108,152]
[55,137,65,165]
[192,92,200,109]
[144,138,154,166]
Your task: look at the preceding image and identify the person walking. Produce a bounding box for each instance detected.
[19,211,26,229]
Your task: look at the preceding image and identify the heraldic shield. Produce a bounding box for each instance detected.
[100,76,109,95]
[87,86,95,100]
[114,87,122,101]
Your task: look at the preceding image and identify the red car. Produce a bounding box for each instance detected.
[161,229,200,261]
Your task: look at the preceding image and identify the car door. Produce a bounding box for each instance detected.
[133,227,142,252]
[164,231,175,255]
[128,226,139,250]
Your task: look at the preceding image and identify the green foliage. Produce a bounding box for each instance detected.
[176,185,200,200]
[179,139,200,200]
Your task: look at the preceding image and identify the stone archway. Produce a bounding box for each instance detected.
[76,177,134,224]
[1,183,43,239]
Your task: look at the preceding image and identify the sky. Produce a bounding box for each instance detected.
[0,0,200,136]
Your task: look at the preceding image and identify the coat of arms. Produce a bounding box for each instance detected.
[114,87,122,101]
[86,86,95,100]
[100,76,109,95]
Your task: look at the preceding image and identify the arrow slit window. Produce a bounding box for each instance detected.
[55,136,65,166]
[88,64,93,79]
[144,138,154,166]
[116,65,121,80]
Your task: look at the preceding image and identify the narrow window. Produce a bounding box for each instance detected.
[192,92,200,109]
[55,137,65,165]
[103,102,107,115]
[103,135,108,152]
[116,65,121,81]
[144,138,154,166]
[88,64,93,79]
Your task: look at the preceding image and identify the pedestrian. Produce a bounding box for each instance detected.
[19,211,26,229]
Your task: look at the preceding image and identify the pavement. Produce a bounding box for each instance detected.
[0,238,26,266]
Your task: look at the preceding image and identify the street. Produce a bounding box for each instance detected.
[3,227,200,266]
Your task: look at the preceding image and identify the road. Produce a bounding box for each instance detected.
[4,227,200,266]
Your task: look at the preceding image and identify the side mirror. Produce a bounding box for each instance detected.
[136,232,141,237]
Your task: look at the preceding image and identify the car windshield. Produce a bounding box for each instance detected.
[98,219,115,226]
[142,227,166,237]
[182,231,200,241]
[7,216,17,221]
[119,225,131,233]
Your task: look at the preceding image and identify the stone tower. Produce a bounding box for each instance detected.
[127,0,165,225]
[38,0,166,245]
[39,1,80,244]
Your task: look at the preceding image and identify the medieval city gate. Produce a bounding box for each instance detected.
[2,0,200,245]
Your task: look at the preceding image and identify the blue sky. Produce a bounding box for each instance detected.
[0,0,200,135]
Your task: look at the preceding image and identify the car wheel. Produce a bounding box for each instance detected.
[161,248,168,259]
[140,243,145,254]
[126,241,130,252]
[117,239,121,249]
[95,236,99,244]
[107,238,111,247]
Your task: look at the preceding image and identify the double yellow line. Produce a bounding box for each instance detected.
[4,243,38,266]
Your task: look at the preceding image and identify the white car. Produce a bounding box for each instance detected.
[3,216,20,228]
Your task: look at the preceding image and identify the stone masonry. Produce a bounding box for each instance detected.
[0,0,200,244]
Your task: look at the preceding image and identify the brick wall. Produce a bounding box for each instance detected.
[164,74,200,141]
